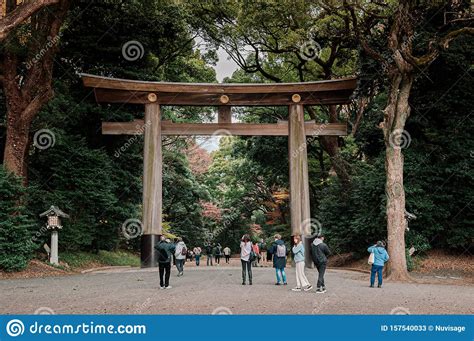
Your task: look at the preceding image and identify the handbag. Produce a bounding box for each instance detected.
[368,251,375,265]
[249,244,257,262]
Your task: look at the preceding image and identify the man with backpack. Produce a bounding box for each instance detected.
[311,234,331,293]
[155,236,176,289]
[270,234,287,285]
[258,239,267,264]
[174,237,187,277]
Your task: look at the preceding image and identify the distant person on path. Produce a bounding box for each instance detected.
[186,249,194,262]
[270,234,287,285]
[240,235,253,285]
[193,246,202,266]
[311,234,331,293]
[155,236,176,289]
[223,246,231,263]
[368,241,390,288]
[215,243,222,265]
[259,239,267,264]
[291,235,313,292]
[174,237,187,277]
[252,241,260,267]
[206,244,213,266]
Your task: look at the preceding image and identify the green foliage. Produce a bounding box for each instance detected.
[318,159,386,257]
[0,167,36,271]
[61,250,140,269]
[28,133,126,251]
[162,149,208,245]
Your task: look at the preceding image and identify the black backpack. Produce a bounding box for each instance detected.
[311,243,320,265]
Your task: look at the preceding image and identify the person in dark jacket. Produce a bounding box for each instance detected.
[311,234,331,293]
[270,234,287,285]
[259,238,267,264]
[206,244,213,266]
[215,243,222,265]
[155,236,176,289]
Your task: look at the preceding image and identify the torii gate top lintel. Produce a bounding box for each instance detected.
[81,73,357,106]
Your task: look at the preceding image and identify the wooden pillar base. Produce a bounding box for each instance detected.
[141,234,161,268]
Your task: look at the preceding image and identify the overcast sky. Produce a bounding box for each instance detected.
[215,47,238,82]
[198,47,239,152]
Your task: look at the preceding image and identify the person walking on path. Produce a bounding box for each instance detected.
[368,241,390,288]
[174,237,187,277]
[252,242,260,267]
[223,246,231,263]
[155,237,176,289]
[240,235,253,285]
[311,234,331,293]
[291,235,313,292]
[215,243,222,265]
[193,246,202,266]
[187,249,194,262]
[259,239,267,264]
[270,234,287,285]
[206,244,213,266]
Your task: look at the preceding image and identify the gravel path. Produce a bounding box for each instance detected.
[1,265,472,315]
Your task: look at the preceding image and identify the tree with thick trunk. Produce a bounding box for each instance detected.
[1,0,70,180]
[342,0,473,280]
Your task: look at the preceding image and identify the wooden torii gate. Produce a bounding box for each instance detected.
[81,74,357,267]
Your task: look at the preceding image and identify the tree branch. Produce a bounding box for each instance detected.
[0,0,60,41]
[402,27,474,67]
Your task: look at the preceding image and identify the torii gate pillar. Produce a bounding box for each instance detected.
[141,102,162,267]
[289,104,313,267]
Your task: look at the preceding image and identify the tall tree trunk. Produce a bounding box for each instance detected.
[1,0,69,180]
[3,108,31,180]
[382,72,413,281]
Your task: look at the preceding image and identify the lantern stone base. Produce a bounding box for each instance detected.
[50,230,59,265]
[141,234,161,268]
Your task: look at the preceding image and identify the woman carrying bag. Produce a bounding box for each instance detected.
[240,235,254,285]
[368,241,389,288]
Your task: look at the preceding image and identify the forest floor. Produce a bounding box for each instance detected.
[0,259,473,315]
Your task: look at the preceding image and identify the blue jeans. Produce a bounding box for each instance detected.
[195,255,201,266]
[176,259,185,273]
[275,268,287,283]
[370,265,384,286]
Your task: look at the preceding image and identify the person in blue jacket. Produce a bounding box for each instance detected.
[368,241,390,288]
[270,234,287,285]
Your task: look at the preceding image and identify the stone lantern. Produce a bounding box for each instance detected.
[39,206,69,265]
